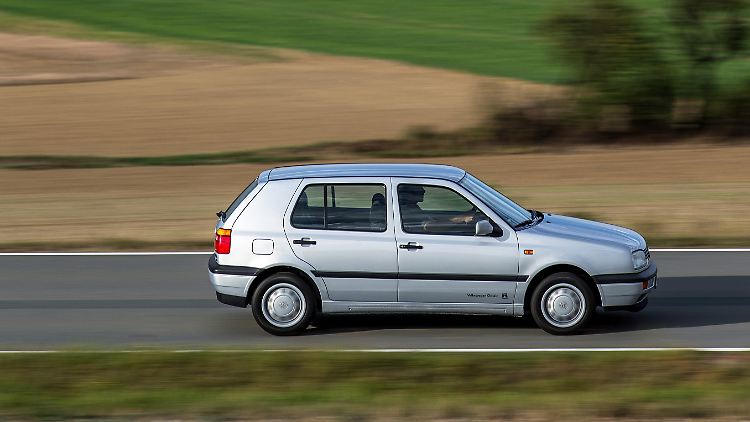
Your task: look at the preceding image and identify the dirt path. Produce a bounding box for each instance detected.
[0,32,558,157]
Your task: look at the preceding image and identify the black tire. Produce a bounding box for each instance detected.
[310,314,335,329]
[530,272,596,335]
[251,272,315,336]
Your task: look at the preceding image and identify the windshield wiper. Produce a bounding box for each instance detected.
[514,210,544,229]
[514,217,534,229]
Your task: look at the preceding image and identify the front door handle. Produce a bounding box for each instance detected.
[399,242,423,250]
[293,237,317,246]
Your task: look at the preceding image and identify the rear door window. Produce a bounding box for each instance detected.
[291,183,387,232]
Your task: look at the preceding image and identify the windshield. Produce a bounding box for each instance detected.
[459,173,532,228]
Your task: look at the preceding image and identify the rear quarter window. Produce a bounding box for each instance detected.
[224,178,259,220]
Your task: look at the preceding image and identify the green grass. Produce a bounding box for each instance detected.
[1,1,749,86]
[0,151,313,170]
[0,351,749,420]
[0,0,569,82]
[2,1,748,87]
[0,137,541,170]
[0,0,741,87]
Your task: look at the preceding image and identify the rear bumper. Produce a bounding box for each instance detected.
[594,263,658,308]
[208,255,256,307]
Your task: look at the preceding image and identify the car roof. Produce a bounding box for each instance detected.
[262,163,467,182]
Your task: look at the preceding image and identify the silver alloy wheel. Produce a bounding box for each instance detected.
[541,283,586,328]
[261,283,306,328]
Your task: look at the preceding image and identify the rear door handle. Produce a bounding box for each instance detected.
[399,242,423,250]
[293,237,317,246]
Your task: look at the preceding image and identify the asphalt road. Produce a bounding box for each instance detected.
[1,251,748,350]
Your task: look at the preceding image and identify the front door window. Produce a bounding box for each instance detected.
[397,184,490,236]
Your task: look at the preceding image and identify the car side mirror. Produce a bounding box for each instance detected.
[475,220,494,236]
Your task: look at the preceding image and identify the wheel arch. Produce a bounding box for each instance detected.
[523,264,601,312]
[249,265,323,312]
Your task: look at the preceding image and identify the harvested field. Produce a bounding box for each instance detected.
[0,31,746,249]
[0,32,558,157]
[0,32,241,85]
[3,144,749,250]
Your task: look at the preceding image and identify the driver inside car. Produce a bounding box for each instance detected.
[398,185,481,234]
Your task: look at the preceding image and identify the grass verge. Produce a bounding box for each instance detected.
[0,151,313,170]
[0,139,541,170]
[0,351,749,420]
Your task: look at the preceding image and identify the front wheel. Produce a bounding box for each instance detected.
[251,272,315,336]
[530,272,595,335]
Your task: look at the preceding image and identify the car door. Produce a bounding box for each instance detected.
[391,177,519,304]
[284,177,398,302]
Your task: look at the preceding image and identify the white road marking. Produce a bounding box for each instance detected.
[1,249,749,256]
[650,249,750,252]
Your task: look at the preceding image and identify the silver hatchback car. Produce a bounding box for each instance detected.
[209,163,656,335]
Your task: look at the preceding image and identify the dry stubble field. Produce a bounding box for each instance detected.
[4,145,750,250]
[0,32,559,157]
[0,32,747,250]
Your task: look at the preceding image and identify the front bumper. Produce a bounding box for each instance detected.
[594,263,657,308]
[208,255,256,307]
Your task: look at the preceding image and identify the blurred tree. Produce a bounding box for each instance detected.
[544,0,674,133]
[671,0,748,127]
[716,80,750,135]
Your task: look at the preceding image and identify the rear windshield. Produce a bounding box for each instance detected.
[223,178,259,221]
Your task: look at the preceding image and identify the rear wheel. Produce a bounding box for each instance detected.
[531,272,595,335]
[251,272,315,336]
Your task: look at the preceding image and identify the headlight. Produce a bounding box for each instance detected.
[632,250,648,270]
